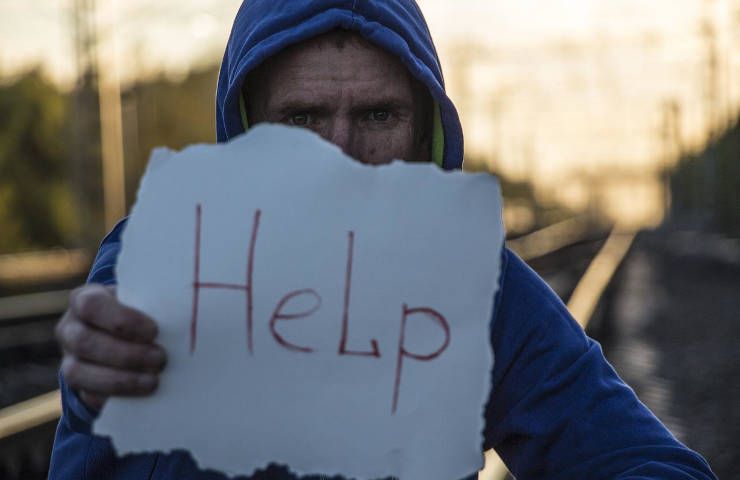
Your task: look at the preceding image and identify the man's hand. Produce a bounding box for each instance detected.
[55,284,167,410]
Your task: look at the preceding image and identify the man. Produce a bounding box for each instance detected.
[50,1,716,479]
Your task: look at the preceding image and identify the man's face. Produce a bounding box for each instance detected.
[245,31,431,165]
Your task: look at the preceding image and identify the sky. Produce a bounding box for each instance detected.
[1,0,737,228]
[0,0,714,85]
[0,0,241,85]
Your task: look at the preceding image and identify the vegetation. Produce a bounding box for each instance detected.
[670,115,740,236]
[0,70,78,253]
[0,66,218,254]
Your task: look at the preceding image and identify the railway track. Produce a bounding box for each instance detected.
[0,218,626,480]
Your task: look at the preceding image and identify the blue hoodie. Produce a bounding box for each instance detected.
[50,1,716,479]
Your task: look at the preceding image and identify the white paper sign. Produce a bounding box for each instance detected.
[94,124,504,480]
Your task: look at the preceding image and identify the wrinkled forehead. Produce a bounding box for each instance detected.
[243,29,423,99]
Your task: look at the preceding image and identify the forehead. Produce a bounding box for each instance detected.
[267,31,404,74]
[247,31,416,101]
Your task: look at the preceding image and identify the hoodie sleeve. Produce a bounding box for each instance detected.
[49,220,126,479]
[58,220,126,429]
[483,249,716,480]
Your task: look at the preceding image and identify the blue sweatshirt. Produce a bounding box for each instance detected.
[50,1,716,478]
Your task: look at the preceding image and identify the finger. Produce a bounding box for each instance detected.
[55,307,74,345]
[61,356,159,397]
[70,285,158,343]
[78,391,107,411]
[58,320,166,372]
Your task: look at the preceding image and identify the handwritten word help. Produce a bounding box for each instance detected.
[190,204,450,414]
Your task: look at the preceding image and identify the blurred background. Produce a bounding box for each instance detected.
[0,0,737,478]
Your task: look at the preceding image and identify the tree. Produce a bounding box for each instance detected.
[0,70,77,252]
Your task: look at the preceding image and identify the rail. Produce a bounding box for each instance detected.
[0,290,72,324]
[507,215,596,261]
[566,228,636,327]
[0,248,90,285]
[0,391,61,440]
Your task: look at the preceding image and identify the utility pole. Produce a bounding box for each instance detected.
[448,42,474,118]
[70,0,101,247]
[700,0,721,215]
[96,0,126,230]
[728,0,740,124]
[660,99,683,217]
[487,95,505,173]
[700,0,720,140]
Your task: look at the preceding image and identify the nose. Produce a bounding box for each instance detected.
[326,117,354,158]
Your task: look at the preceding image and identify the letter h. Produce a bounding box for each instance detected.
[190,203,261,355]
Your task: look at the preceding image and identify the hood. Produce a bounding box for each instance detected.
[215,0,464,170]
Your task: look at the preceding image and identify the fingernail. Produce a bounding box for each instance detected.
[140,374,158,391]
[148,348,166,367]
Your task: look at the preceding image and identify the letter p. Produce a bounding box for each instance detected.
[392,304,450,414]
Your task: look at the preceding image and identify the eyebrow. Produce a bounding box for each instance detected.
[270,94,414,116]
[272,100,329,117]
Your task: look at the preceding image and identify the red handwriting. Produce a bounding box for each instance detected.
[339,231,380,357]
[392,305,450,414]
[189,204,450,414]
[270,289,321,353]
[191,204,261,354]
[190,204,202,354]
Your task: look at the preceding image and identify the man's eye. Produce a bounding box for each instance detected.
[367,110,391,122]
[288,113,310,126]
